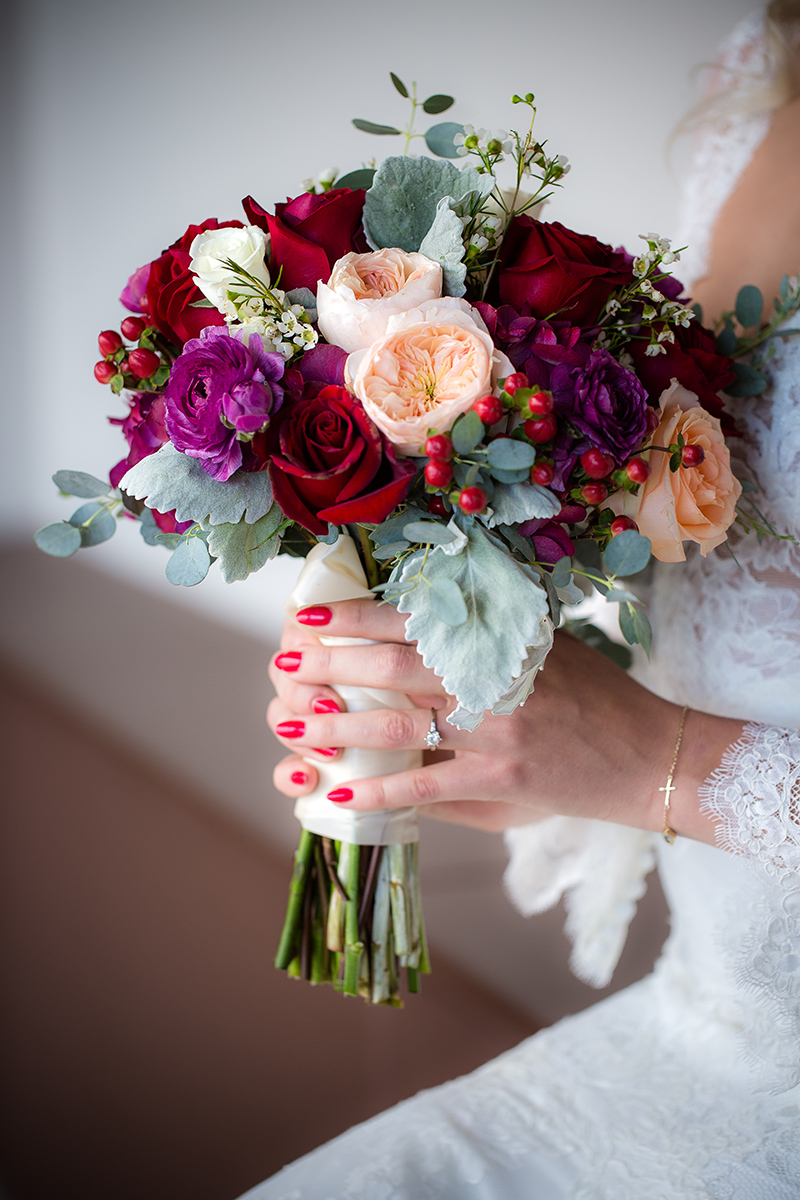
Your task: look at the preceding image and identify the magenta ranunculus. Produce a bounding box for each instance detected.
[476,303,588,391]
[164,327,285,481]
[550,347,649,465]
[519,518,576,565]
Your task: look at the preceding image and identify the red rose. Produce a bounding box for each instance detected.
[497,217,633,324]
[628,322,736,428]
[266,386,416,535]
[243,190,368,293]
[145,218,243,348]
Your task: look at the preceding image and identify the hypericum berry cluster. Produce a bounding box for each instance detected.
[423,431,489,515]
[94,319,170,394]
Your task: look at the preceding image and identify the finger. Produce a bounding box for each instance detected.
[267,696,343,762]
[272,640,445,698]
[269,703,471,756]
[266,666,345,718]
[293,598,409,644]
[272,753,319,797]
[320,756,506,812]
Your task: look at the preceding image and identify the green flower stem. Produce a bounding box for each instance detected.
[343,842,364,996]
[388,844,411,959]
[355,523,381,591]
[274,829,316,970]
[370,853,393,1004]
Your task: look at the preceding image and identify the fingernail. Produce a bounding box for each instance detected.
[313,697,341,714]
[327,787,353,803]
[290,770,308,785]
[276,720,305,738]
[296,606,332,627]
[312,746,339,758]
[275,652,302,672]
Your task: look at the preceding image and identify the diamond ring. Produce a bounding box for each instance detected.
[424,708,442,749]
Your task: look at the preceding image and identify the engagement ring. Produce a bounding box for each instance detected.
[425,709,442,749]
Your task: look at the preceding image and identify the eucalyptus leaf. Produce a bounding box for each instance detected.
[428,577,467,625]
[203,505,284,583]
[555,580,585,607]
[139,508,164,547]
[691,302,703,325]
[334,168,376,191]
[716,324,737,357]
[53,470,109,499]
[120,444,273,526]
[489,466,531,484]
[551,556,572,589]
[573,539,602,571]
[618,603,637,646]
[486,439,535,471]
[450,410,484,455]
[372,540,409,561]
[495,523,535,561]
[632,606,652,656]
[285,287,317,316]
[604,586,639,604]
[68,502,116,547]
[484,482,559,528]
[352,119,401,136]
[735,284,763,329]
[363,156,492,253]
[389,72,409,98]
[422,94,454,114]
[726,361,768,398]
[603,529,651,577]
[34,522,82,558]
[418,197,467,297]
[402,520,456,545]
[370,508,426,545]
[424,122,464,159]
[396,522,552,721]
[165,537,211,587]
[317,524,340,545]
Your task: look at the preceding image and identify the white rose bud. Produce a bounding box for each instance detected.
[190,225,271,313]
[317,248,443,353]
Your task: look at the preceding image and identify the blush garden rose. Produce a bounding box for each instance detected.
[317,249,443,353]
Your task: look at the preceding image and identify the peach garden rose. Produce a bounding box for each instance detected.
[621,381,742,562]
[345,297,513,455]
[317,249,443,353]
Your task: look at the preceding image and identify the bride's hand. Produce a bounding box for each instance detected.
[267,600,742,842]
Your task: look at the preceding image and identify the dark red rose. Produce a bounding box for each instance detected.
[266,386,416,535]
[628,321,736,429]
[145,218,243,348]
[496,218,633,324]
[243,190,368,293]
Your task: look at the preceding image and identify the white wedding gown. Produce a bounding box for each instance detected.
[241,14,800,1199]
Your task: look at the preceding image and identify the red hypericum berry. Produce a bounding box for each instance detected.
[458,486,488,514]
[682,444,705,467]
[580,448,615,479]
[610,516,639,535]
[625,457,650,484]
[98,329,123,357]
[424,433,453,461]
[121,316,147,341]
[128,347,161,380]
[94,360,116,384]
[527,390,554,416]
[472,394,504,425]
[503,371,529,396]
[424,459,454,489]
[524,414,558,443]
[531,462,554,486]
[581,482,609,505]
[427,495,448,517]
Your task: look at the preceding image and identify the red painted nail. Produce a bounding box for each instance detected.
[327,787,353,803]
[275,652,302,672]
[312,747,339,757]
[290,770,308,785]
[276,721,305,738]
[313,697,341,714]
[296,606,332,626]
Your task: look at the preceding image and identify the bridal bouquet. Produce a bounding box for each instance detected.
[38,79,755,1004]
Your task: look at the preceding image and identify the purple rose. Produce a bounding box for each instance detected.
[550,347,648,465]
[164,327,285,481]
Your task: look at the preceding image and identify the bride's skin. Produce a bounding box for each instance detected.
[266,96,799,847]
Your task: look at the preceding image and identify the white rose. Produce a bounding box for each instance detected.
[189,224,271,313]
[317,249,443,353]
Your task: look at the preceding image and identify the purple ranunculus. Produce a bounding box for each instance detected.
[550,347,649,465]
[475,304,587,391]
[164,326,285,481]
[519,518,576,565]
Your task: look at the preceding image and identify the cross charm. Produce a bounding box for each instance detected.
[659,778,677,804]
[660,776,678,844]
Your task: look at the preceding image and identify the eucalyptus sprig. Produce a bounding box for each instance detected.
[352,73,461,159]
[705,275,800,398]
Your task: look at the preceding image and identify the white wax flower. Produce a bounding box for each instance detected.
[317,248,443,353]
[190,224,271,313]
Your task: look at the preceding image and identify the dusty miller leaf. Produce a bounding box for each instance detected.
[120,444,273,527]
[396,522,551,722]
[363,156,493,253]
[418,198,467,297]
[485,482,560,528]
[203,505,284,583]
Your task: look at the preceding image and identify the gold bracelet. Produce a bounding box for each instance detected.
[659,705,689,845]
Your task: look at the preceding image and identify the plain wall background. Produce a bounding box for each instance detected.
[3,0,754,637]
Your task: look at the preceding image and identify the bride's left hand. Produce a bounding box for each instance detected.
[267,600,741,842]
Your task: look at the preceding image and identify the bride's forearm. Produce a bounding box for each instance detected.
[661,709,746,847]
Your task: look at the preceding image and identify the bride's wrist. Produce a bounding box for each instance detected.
[664,709,745,846]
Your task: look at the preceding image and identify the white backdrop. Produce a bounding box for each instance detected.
[4,0,753,637]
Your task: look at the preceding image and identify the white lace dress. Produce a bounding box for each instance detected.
[241,15,800,1199]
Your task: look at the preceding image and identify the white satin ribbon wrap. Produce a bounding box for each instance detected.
[285,535,422,845]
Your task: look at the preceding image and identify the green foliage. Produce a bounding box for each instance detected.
[68,502,116,547]
[417,198,469,296]
[486,439,535,471]
[423,122,463,158]
[563,619,633,670]
[203,505,285,583]
[422,94,454,115]
[363,156,492,255]
[450,410,484,455]
[335,168,376,191]
[34,522,82,557]
[401,519,457,546]
[602,529,651,577]
[352,119,401,136]
[165,536,211,586]
[53,470,109,498]
[735,284,763,329]
[120,444,273,527]
[726,361,769,398]
[485,481,560,527]
[390,72,409,98]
